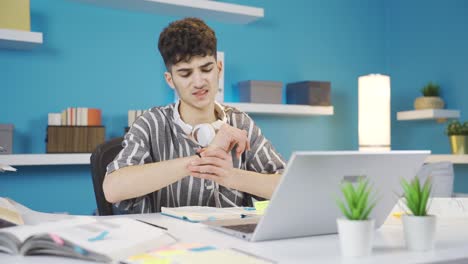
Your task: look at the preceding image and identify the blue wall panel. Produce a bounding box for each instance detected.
[388,0,468,193]
[2,0,389,214]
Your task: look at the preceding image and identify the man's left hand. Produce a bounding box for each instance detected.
[187,147,238,189]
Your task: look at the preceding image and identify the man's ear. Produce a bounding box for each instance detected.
[217,60,223,77]
[164,71,175,89]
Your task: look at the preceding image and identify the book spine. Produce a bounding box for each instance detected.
[88,108,102,126]
[128,110,136,127]
[83,108,88,126]
[61,110,66,125]
[48,113,61,126]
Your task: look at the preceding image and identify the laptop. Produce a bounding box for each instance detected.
[205,150,430,242]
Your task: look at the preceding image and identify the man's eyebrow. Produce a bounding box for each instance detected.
[176,62,214,73]
[200,62,214,68]
[176,68,192,73]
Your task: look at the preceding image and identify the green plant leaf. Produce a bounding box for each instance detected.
[400,176,433,216]
[336,198,352,219]
[348,182,358,208]
[341,185,353,208]
[337,179,375,220]
[418,178,432,216]
[361,201,376,220]
[356,188,370,218]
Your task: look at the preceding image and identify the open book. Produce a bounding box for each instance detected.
[161,206,262,223]
[0,198,24,228]
[0,217,175,262]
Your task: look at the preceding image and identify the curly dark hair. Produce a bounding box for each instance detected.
[158,17,217,70]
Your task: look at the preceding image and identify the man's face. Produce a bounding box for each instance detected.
[164,55,222,111]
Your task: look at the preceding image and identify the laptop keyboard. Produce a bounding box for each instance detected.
[223,223,257,234]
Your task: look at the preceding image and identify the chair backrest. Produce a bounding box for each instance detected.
[90,137,124,215]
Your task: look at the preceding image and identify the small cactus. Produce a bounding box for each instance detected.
[421,82,440,97]
[446,120,468,136]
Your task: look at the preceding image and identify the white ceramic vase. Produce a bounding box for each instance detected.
[337,218,375,257]
[402,215,436,251]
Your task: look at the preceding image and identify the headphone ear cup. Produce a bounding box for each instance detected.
[192,124,216,147]
[211,119,225,130]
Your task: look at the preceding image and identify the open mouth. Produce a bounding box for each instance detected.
[193,89,208,98]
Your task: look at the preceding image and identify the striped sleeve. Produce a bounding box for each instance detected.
[242,113,286,174]
[106,112,154,175]
[105,111,155,214]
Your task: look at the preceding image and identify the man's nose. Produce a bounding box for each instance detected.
[192,71,205,88]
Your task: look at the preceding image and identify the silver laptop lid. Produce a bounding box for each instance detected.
[251,150,430,242]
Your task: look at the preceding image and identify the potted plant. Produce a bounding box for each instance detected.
[414,82,445,110]
[445,120,468,154]
[401,176,436,251]
[336,179,376,257]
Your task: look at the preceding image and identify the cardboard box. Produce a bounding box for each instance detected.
[0,124,14,154]
[239,80,283,104]
[286,81,331,106]
[46,126,105,153]
[0,0,31,31]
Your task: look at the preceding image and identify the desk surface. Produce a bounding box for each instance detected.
[1,214,468,264]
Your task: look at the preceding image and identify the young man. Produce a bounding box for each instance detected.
[104,18,286,214]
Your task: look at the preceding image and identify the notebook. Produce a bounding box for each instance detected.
[161,206,261,223]
[123,242,275,264]
[205,150,430,242]
[0,217,175,262]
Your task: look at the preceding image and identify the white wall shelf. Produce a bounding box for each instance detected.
[0,154,91,166]
[75,0,264,24]
[397,109,460,121]
[425,155,468,164]
[226,103,334,116]
[0,29,43,50]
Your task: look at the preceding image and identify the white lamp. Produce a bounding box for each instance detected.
[358,74,391,151]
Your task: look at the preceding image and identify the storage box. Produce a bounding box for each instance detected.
[286,81,331,106]
[46,126,105,153]
[0,0,30,31]
[238,80,283,104]
[0,124,14,154]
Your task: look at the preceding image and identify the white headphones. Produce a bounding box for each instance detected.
[173,100,227,147]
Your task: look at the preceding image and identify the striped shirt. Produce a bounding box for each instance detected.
[106,103,286,214]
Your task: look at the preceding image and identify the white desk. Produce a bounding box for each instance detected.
[1,214,468,263]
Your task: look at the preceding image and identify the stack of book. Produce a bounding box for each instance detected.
[48,107,101,126]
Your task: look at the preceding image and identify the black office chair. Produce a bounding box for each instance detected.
[90,137,124,215]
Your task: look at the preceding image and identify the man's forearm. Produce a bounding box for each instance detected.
[103,155,199,203]
[232,169,282,199]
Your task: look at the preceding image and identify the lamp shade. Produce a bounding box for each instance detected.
[358,74,391,151]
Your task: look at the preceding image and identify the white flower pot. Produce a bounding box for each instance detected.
[402,215,436,251]
[337,218,375,257]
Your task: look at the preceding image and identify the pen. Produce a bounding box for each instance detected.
[135,219,168,230]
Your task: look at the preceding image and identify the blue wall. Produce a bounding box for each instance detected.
[388,0,468,193]
[4,0,445,215]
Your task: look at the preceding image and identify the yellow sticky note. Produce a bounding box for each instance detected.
[127,254,170,264]
[392,212,404,218]
[128,254,155,261]
[254,201,269,214]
